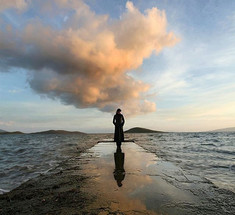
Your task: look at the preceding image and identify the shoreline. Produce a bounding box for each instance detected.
[0,153,93,215]
[0,133,105,195]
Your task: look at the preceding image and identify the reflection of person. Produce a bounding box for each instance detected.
[113,108,125,146]
[113,146,125,187]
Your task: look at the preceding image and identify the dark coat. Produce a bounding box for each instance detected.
[113,113,125,142]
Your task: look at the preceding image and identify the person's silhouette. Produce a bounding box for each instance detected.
[113,108,125,146]
[113,145,125,187]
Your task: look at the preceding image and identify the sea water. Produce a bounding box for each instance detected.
[0,132,234,194]
[0,133,110,194]
[128,132,235,193]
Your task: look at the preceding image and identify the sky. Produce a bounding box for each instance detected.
[0,0,235,133]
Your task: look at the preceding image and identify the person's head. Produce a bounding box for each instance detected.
[116,108,121,114]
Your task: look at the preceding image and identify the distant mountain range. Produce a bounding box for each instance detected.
[210,127,235,132]
[0,129,7,133]
[31,130,85,135]
[0,131,23,135]
[1,126,234,135]
[0,129,85,135]
[125,127,163,133]
[0,127,163,135]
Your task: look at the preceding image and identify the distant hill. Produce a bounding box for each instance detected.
[210,127,235,132]
[0,131,24,135]
[31,130,85,135]
[125,127,163,133]
[0,129,7,133]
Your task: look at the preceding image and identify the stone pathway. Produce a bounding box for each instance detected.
[79,141,235,215]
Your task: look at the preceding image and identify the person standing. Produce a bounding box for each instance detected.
[113,108,125,146]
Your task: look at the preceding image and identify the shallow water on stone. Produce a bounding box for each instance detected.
[80,142,204,214]
[126,132,235,193]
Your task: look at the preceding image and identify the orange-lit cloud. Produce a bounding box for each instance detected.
[0,0,178,115]
[0,0,28,11]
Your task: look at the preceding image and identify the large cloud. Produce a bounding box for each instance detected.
[0,0,178,115]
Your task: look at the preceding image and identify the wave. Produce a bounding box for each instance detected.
[214,149,235,156]
[210,165,231,169]
[201,143,216,146]
[0,188,10,194]
[15,148,27,153]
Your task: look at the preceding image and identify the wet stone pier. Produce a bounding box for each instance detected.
[0,141,234,215]
[78,141,235,215]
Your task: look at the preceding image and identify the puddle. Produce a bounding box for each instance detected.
[80,142,200,214]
